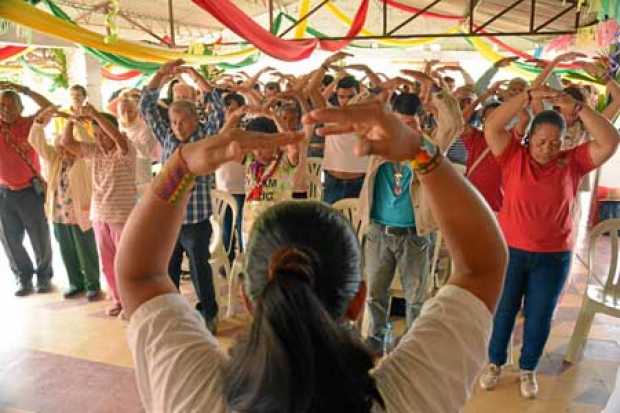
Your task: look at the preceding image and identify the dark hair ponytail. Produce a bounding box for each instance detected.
[224,202,384,413]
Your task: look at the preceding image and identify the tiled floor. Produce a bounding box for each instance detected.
[0,230,619,413]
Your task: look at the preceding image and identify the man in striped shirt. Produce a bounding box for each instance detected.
[140,59,224,333]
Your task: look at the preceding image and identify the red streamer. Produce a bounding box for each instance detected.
[191,0,369,61]
[0,45,28,61]
[101,67,142,81]
[381,0,463,21]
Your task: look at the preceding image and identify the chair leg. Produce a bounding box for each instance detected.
[227,256,243,318]
[564,305,596,363]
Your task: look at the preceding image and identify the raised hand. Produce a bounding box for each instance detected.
[182,127,303,175]
[553,52,587,63]
[157,59,184,77]
[494,56,519,68]
[34,105,59,126]
[323,51,353,66]
[303,101,421,161]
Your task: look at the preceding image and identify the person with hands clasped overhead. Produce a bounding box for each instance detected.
[28,106,101,301]
[118,97,507,413]
[0,81,54,296]
[61,103,136,317]
[479,86,620,399]
[140,59,225,333]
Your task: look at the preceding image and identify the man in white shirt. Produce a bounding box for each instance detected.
[322,76,369,204]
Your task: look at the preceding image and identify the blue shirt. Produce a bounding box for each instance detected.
[140,87,224,225]
[371,163,415,228]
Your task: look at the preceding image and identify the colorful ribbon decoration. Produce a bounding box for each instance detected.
[101,66,142,81]
[0,45,29,62]
[0,0,258,65]
[190,0,370,61]
[381,0,463,21]
[324,1,461,47]
[295,0,312,39]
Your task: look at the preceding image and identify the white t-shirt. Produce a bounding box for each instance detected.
[322,132,369,174]
[127,285,491,413]
[215,161,245,195]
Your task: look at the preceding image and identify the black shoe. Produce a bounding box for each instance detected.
[63,287,84,299]
[15,283,34,297]
[36,279,53,293]
[86,289,102,302]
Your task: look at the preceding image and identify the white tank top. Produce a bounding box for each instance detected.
[322,132,369,174]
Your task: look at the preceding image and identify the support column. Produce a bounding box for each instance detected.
[67,48,103,110]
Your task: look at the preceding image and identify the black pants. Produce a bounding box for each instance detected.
[168,219,218,320]
[0,186,53,286]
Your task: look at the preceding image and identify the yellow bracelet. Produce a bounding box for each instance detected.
[153,146,196,205]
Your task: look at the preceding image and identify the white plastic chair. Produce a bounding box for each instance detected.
[332,197,362,241]
[306,157,323,201]
[565,218,620,363]
[210,190,240,318]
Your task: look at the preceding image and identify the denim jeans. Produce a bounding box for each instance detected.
[168,219,218,320]
[0,186,53,286]
[222,194,245,263]
[323,172,365,205]
[364,222,431,342]
[488,247,572,371]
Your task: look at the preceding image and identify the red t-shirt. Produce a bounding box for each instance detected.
[0,116,40,190]
[463,128,503,212]
[497,136,595,252]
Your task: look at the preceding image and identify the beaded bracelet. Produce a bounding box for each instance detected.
[153,146,196,206]
[410,135,443,175]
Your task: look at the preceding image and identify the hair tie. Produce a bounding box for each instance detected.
[268,247,315,287]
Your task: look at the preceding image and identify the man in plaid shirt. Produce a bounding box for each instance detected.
[140,59,224,333]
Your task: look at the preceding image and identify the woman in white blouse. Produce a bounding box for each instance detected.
[116,100,508,412]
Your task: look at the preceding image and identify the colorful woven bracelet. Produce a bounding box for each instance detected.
[410,135,443,175]
[153,146,196,206]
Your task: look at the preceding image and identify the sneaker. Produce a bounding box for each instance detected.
[479,364,502,390]
[63,287,84,299]
[106,302,123,317]
[520,370,539,399]
[15,283,34,297]
[86,289,102,302]
[36,279,53,293]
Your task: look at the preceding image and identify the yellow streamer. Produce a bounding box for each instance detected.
[324,1,461,47]
[295,0,312,39]
[0,0,257,65]
[466,34,534,79]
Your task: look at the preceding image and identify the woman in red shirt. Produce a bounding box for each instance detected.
[479,87,619,399]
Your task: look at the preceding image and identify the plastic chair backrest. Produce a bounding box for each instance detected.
[211,189,240,254]
[332,198,362,241]
[307,157,322,178]
[587,218,620,300]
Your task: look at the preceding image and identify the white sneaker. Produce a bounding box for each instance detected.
[520,370,539,399]
[479,364,502,390]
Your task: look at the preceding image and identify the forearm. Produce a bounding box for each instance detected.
[459,69,475,86]
[22,87,52,109]
[28,124,56,160]
[61,122,84,157]
[92,113,128,154]
[602,79,620,121]
[146,73,166,91]
[581,105,620,165]
[418,159,507,311]
[117,176,188,315]
[486,91,527,133]
[474,66,498,95]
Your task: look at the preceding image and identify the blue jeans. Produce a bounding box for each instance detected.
[222,194,245,263]
[323,172,365,205]
[168,219,217,320]
[488,247,572,371]
[364,223,431,342]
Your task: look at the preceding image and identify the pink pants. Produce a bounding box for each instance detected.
[92,221,124,303]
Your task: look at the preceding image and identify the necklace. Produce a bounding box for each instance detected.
[391,162,403,196]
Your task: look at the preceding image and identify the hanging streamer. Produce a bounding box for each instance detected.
[0,0,258,65]
[295,0,312,39]
[190,0,370,61]
[324,1,461,47]
[101,67,142,81]
[0,45,29,61]
[381,0,463,21]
